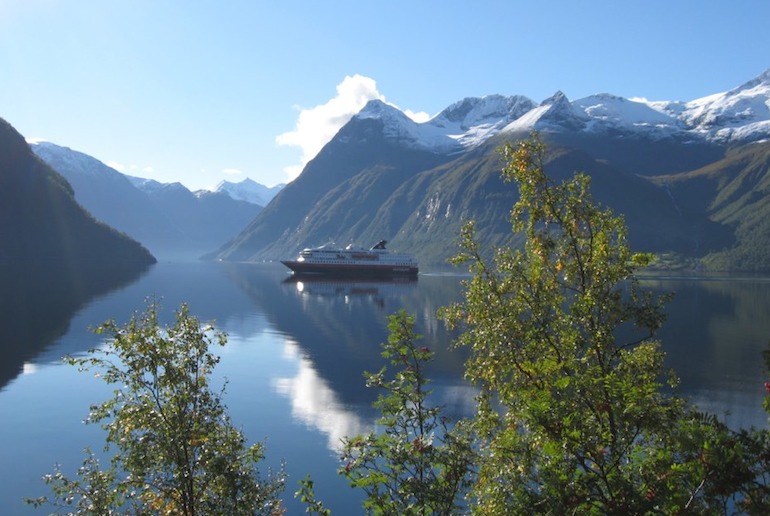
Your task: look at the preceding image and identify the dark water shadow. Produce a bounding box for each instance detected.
[0,262,152,389]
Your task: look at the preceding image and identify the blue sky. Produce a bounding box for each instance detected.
[2,1,769,190]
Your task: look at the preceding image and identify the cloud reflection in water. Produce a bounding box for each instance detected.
[273,337,373,451]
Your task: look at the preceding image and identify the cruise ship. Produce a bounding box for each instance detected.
[281,240,418,277]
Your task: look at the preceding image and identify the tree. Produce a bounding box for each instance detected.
[439,135,715,513]
[340,310,475,515]
[28,302,285,515]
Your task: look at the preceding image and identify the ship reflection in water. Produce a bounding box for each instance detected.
[283,274,418,308]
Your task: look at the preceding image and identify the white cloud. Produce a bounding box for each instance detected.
[282,164,303,181]
[108,161,156,177]
[273,337,373,451]
[223,168,242,176]
[276,74,385,181]
[405,109,431,123]
[276,74,433,182]
[106,160,125,172]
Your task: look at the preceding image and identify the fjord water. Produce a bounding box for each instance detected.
[1,262,769,514]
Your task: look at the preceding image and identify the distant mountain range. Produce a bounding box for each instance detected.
[30,142,281,260]
[213,67,770,272]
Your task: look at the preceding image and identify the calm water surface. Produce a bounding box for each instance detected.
[1,262,769,514]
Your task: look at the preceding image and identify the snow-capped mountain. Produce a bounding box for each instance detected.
[676,68,770,140]
[212,178,284,206]
[126,175,188,195]
[30,141,262,259]
[213,67,770,271]
[430,94,536,147]
[354,100,458,151]
[351,67,770,150]
[573,93,676,133]
[354,95,538,152]
[31,140,137,188]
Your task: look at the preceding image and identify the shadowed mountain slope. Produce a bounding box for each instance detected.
[0,117,155,269]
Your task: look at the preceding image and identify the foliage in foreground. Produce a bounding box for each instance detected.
[437,135,770,514]
[27,302,285,515]
[339,310,475,515]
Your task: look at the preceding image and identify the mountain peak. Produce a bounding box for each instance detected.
[542,90,566,104]
[573,94,677,134]
[433,95,536,131]
[215,177,260,190]
[527,91,588,131]
[214,177,283,205]
[355,99,417,124]
[351,98,457,150]
[730,67,770,93]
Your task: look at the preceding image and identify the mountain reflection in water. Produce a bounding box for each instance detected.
[223,265,476,416]
[3,263,770,515]
[0,261,152,389]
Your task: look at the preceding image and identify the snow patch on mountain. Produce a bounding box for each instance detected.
[29,140,125,181]
[502,91,587,134]
[126,178,196,205]
[574,94,678,134]
[433,95,535,129]
[357,100,460,151]
[351,67,770,151]
[127,175,167,193]
[429,95,536,147]
[503,103,553,133]
[678,70,770,141]
[212,177,284,206]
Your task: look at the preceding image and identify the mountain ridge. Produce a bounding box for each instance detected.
[348,67,770,154]
[31,141,264,260]
[213,67,770,271]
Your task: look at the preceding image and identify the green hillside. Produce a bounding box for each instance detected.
[654,140,770,271]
